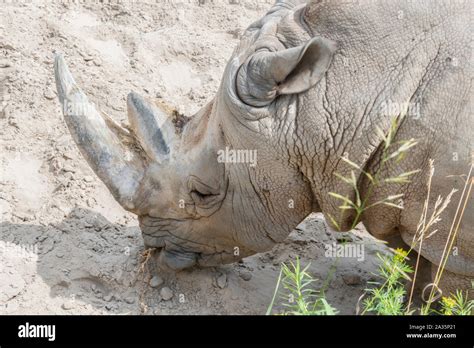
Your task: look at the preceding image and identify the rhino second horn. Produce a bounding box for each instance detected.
[54,54,144,211]
[127,92,174,162]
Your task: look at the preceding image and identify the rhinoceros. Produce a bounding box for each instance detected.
[55,0,473,297]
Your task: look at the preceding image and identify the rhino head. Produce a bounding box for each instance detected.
[55,0,336,270]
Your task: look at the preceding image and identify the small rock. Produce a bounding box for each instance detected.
[8,74,18,82]
[104,294,113,302]
[0,60,12,68]
[64,172,74,181]
[14,211,35,221]
[78,49,94,61]
[43,89,56,100]
[149,275,164,288]
[216,273,227,289]
[83,175,94,183]
[239,270,252,281]
[8,118,19,129]
[160,287,173,301]
[86,198,95,207]
[4,302,19,313]
[342,274,361,286]
[1,43,15,51]
[82,54,94,62]
[93,58,102,66]
[124,296,135,304]
[63,151,74,160]
[62,165,75,173]
[61,301,74,310]
[226,28,241,39]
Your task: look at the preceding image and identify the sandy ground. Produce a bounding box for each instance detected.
[0,0,390,315]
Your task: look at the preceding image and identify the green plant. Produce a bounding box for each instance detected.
[266,257,338,315]
[267,251,473,315]
[361,249,413,315]
[359,248,473,315]
[352,159,471,315]
[438,290,474,315]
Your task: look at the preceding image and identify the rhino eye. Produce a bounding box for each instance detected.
[188,176,221,207]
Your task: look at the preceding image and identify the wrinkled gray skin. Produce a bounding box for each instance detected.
[55,0,473,296]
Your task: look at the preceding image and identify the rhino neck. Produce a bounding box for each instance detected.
[291,0,469,231]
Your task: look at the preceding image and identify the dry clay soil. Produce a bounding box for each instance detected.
[0,1,390,315]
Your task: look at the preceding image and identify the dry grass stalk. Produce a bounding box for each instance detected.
[406,160,457,312]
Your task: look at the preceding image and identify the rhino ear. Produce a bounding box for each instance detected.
[237,37,336,106]
[277,37,337,95]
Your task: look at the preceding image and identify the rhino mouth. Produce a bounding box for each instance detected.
[139,215,247,270]
[155,244,244,271]
[158,248,198,270]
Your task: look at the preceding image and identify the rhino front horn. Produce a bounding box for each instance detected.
[54,54,145,211]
